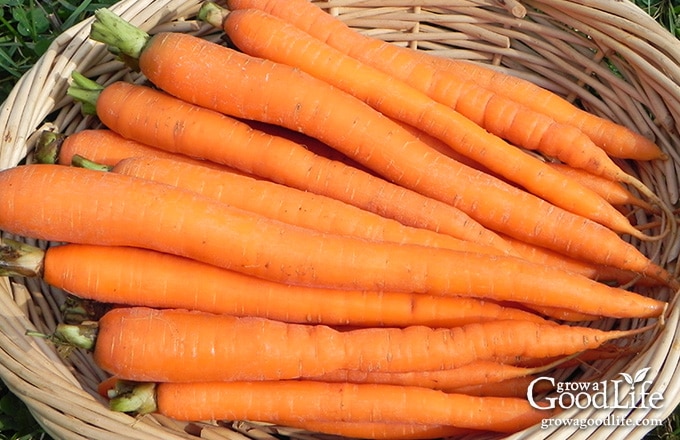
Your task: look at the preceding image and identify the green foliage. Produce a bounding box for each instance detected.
[0,0,119,104]
[0,382,50,439]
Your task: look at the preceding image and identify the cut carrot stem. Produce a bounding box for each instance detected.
[56,307,655,382]
[1,241,548,328]
[0,164,670,317]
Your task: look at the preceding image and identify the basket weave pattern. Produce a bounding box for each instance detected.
[1,0,679,439]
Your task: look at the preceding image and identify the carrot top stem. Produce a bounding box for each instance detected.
[52,322,99,351]
[0,239,44,277]
[90,8,149,61]
[68,71,104,116]
[34,131,66,164]
[198,2,228,27]
[71,154,114,172]
[107,381,158,415]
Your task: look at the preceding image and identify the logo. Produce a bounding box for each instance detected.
[527,367,664,410]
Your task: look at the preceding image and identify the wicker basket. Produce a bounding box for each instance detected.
[1,0,679,438]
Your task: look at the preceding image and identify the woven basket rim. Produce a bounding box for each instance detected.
[1,1,680,439]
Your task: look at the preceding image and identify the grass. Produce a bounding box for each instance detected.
[1,0,680,439]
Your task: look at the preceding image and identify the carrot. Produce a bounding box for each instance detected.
[107,155,512,256]
[55,307,654,382]
[198,5,651,239]
[499,233,662,288]
[546,162,657,212]
[306,359,567,392]
[0,164,671,315]
[107,379,554,433]
[0,240,547,328]
[68,75,516,256]
[87,13,678,280]
[225,0,665,163]
[36,129,212,169]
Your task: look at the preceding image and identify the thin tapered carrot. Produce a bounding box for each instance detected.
[225,0,665,163]
[546,162,657,212]
[0,164,671,315]
[36,129,208,168]
[0,240,548,328]
[306,359,567,392]
[55,307,655,382]
[108,379,554,433]
[499,233,662,288]
[108,155,511,256]
[87,13,678,280]
[199,5,650,238]
[68,76,516,256]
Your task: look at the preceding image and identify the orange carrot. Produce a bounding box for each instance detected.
[199,5,648,238]
[56,307,654,382]
[226,0,665,162]
[108,155,510,256]
[0,240,547,328]
[307,359,562,392]
[36,129,214,168]
[0,164,670,315]
[68,75,516,256]
[109,379,554,433]
[547,162,656,211]
[87,13,677,278]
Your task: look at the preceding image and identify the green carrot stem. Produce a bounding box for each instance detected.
[108,381,158,415]
[35,131,66,164]
[68,71,103,116]
[0,239,44,277]
[197,2,229,29]
[71,154,113,172]
[90,8,150,60]
[53,322,99,351]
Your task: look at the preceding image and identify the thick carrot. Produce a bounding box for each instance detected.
[56,307,654,382]
[199,5,648,238]
[0,240,547,328]
[108,379,553,433]
[87,13,677,278]
[226,0,665,162]
[0,164,670,315]
[68,76,516,256]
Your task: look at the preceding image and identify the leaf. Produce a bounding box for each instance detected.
[634,367,651,384]
[619,372,634,385]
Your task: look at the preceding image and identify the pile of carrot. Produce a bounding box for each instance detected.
[0,1,678,438]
